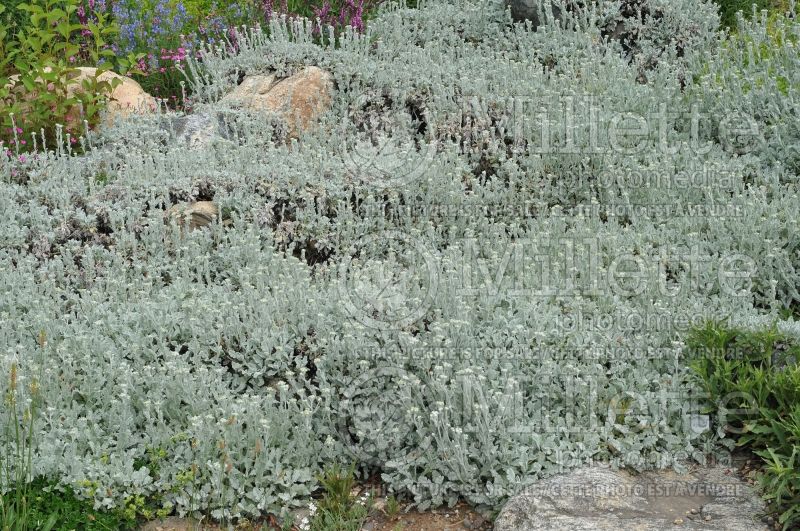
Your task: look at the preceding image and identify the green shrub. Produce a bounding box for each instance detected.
[307,463,371,531]
[2,477,132,531]
[0,359,56,531]
[714,0,771,29]
[688,322,800,529]
[0,0,29,33]
[0,0,140,153]
[711,0,792,30]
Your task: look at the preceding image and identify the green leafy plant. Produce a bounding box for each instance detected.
[384,494,400,519]
[0,361,56,531]
[0,334,130,531]
[3,477,132,531]
[712,0,790,30]
[0,0,142,153]
[308,463,371,531]
[688,321,800,529]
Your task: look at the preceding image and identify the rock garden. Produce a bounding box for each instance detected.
[1,0,799,529]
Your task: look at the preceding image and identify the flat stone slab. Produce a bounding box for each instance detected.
[494,466,768,531]
[167,112,232,148]
[140,517,200,531]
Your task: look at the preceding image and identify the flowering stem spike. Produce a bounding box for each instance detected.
[10,113,20,155]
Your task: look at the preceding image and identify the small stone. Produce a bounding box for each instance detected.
[292,508,311,528]
[704,515,712,522]
[372,497,386,511]
[462,514,487,530]
[690,508,698,515]
[673,518,684,525]
[166,201,218,231]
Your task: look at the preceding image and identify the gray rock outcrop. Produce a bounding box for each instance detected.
[494,466,768,531]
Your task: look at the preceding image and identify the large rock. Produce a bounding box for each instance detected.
[506,0,564,27]
[166,109,288,149]
[168,113,227,148]
[4,66,156,128]
[494,466,768,531]
[72,67,157,125]
[220,66,333,138]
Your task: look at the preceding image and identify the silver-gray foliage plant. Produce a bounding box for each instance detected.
[0,0,799,518]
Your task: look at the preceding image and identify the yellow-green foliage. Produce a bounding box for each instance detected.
[689,322,800,529]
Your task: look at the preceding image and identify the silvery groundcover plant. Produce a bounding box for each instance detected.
[2,0,800,521]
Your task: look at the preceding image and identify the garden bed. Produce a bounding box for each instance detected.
[1,0,799,529]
